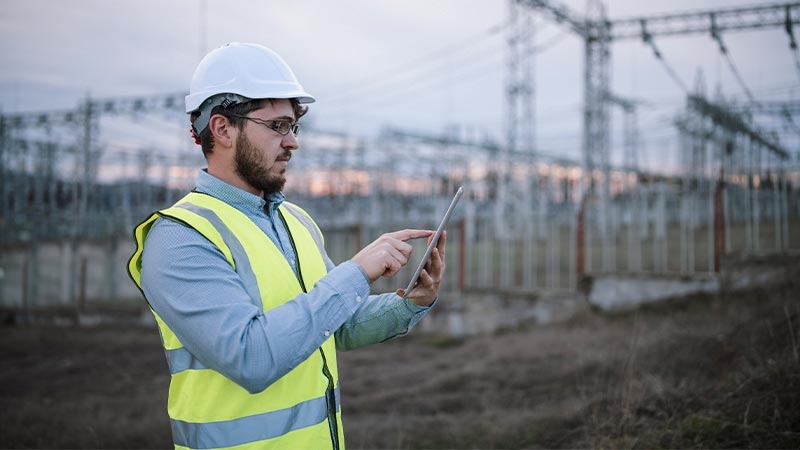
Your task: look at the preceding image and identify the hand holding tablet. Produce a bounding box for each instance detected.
[401,186,463,298]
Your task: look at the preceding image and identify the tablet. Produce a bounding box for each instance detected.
[402,186,464,297]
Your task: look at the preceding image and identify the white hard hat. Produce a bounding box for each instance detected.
[186,42,315,134]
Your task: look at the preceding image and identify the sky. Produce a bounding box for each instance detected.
[1,0,798,171]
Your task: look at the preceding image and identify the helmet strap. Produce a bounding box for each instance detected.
[190,93,250,137]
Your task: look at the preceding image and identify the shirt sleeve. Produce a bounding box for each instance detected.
[334,292,433,351]
[140,217,370,394]
[318,246,435,351]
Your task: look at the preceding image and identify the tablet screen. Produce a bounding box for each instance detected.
[402,186,464,297]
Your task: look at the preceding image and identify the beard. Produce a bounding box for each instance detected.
[234,131,290,196]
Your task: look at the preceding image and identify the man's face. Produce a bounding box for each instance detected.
[233,99,298,196]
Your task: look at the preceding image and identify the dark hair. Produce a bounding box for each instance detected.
[190,98,309,156]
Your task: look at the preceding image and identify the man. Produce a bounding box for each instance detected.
[127,42,446,450]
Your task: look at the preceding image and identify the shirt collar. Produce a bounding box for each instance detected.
[195,169,285,215]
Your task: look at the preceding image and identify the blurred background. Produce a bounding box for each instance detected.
[2,0,798,310]
[1,0,799,448]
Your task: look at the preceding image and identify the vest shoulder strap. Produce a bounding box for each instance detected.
[280,201,326,258]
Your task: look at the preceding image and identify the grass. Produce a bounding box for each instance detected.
[1,268,798,449]
[0,325,172,449]
[575,304,800,449]
[338,282,800,449]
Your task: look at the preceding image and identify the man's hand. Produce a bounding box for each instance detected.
[395,231,446,307]
[352,229,433,283]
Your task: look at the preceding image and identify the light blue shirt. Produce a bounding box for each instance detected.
[140,170,432,393]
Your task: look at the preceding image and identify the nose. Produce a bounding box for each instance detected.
[281,132,299,151]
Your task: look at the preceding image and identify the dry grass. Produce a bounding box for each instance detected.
[0,325,171,448]
[1,278,798,449]
[338,283,800,449]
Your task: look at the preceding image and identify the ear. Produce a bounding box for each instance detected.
[208,114,236,149]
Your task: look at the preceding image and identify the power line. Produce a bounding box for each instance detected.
[323,24,572,112]
[752,81,800,96]
[784,3,800,82]
[643,82,800,106]
[323,21,572,105]
[791,45,800,82]
[609,2,800,40]
[709,19,800,138]
[322,21,507,100]
[325,51,506,111]
[323,37,505,104]
[710,15,757,104]
[688,95,789,158]
[641,24,690,94]
[531,27,571,53]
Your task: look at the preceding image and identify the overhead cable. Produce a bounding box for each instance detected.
[790,46,800,83]
[325,51,506,111]
[711,13,758,104]
[712,13,800,137]
[530,28,570,54]
[323,20,507,100]
[785,4,800,83]
[325,25,572,111]
[640,20,689,94]
[324,20,572,105]
[323,37,505,103]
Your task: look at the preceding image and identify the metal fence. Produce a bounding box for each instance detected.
[2,92,799,312]
[1,178,798,313]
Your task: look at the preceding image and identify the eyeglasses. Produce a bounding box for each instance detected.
[229,114,301,137]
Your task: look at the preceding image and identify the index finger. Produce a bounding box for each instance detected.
[385,229,434,242]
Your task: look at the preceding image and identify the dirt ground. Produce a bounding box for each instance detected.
[1,276,799,449]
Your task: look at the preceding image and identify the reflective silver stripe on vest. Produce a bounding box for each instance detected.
[173,203,263,310]
[281,203,326,258]
[166,346,207,374]
[171,386,341,449]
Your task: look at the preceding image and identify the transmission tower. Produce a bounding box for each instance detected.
[515,0,799,180]
[0,92,188,243]
[514,0,799,273]
[498,0,538,235]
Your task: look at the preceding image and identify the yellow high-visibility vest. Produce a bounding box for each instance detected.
[128,192,345,450]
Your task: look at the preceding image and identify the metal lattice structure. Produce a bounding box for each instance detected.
[512,0,799,275]
[497,0,538,235]
[1,3,799,313]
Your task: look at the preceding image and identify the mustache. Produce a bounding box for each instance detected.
[277,151,292,162]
